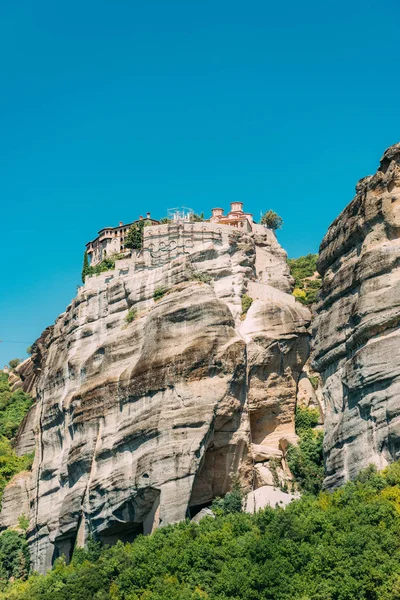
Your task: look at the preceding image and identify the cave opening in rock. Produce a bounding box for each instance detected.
[188,501,213,519]
[98,522,144,546]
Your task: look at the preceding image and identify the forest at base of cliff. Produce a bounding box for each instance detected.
[2,462,400,600]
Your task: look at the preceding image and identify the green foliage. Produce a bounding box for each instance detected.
[287,406,323,494]
[17,515,29,532]
[211,478,244,516]
[189,271,212,284]
[241,294,253,315]
[260,209,283,230]
[159,217,172,224]
[0,531,29,583]
[190,212,204,222]
[26,347,32,356]
[7,464,400,599]
[125,222,144,250]
[0,373,34,506]
[292,287,307,303]
[125,219,152,251]
[295,406,320,432]
[83,253,126,280]
[7,360,20,371]
[309,374,320,390]
[154,287,168,301]
[0,389,32,440]
[81,251,90,283]
[288,254,322,305]
[125,308,137,324]
[288,254,318,285]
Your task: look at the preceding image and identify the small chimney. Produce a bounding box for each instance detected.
[146,212,151,219]
[119,221,123,226]
[139,215,143,220]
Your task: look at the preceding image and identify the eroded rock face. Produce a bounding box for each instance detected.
[6,223,310,573]
[313,143,400,489]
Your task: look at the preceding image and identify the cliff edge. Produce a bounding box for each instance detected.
[7,222,310,572]
[313,143,400,488]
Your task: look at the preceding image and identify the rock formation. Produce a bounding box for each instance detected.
[313,143,400,489]
[2,222,310,573]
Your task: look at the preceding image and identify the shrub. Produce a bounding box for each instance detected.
[288,254,322,305]
[7,360,20,371]
[0,530,30,582]
[241,294,253,315]
[288,254,319,285]
[293,288,307,303]
[286,406,323,494]
[17,515,29,532]
[190,212,204,222]
[154,288,167,302]
[309,375,320,390]
[295,406,320,432]
[125,309,137,324]
[0,373,34,506]
[189,271,211,284]
[260,210,283,230]
[211,478,244,516]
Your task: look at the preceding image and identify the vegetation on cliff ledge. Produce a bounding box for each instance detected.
[4,463,400,599]
[0,372,33,585]
[0,372,33,504]
[287,406,324,495]
[288,254,322,305]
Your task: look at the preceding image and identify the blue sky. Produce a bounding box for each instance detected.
[1,0,399,365]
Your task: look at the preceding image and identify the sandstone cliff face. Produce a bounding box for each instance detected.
[4,223,310,573]
[313,143,400,489]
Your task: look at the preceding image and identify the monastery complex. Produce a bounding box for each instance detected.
[86,202,255,267]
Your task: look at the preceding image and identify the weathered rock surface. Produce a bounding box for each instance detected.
[2,222,310,573]
[0,471,30,531]
[313,143,400,489]
[11,328,52,457]
[245,485,298,512]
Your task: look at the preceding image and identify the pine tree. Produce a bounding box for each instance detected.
[81,251,90,283]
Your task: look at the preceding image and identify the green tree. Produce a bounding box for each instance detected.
[81,251,91,283]
[0,531,30,581]
[260,209,283,230]
[125,220,148,250]
[7,360,20,371]
[7,463,400,599]
[286,406,324,494]
[190,212,204,222]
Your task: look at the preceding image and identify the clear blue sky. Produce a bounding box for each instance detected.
[1,0,399,366]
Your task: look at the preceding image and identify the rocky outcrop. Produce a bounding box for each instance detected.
[0,472,30,531]
[3,222,310,573]
[313,143,400,489]
[10,328,52,457]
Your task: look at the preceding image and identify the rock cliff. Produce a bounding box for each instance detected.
[2,222,311,573]
[313,143,400,488]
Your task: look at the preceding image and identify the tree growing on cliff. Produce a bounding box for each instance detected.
[7,359,20,371]
[81,251,90,283]
[125,219,152,251]
[261,210,283,230]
